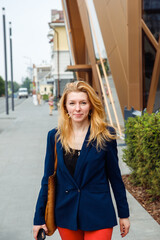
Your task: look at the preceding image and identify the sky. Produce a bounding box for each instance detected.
[0,0,106,85]
[0,0,62,84]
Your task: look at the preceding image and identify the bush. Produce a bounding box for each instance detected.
[0,76,5,96]
[42,94,49,101]
[123,112,160,198]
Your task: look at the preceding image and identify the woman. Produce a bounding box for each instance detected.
[33,81,130,240]
[37,92,41,105]
[48,93,54,115]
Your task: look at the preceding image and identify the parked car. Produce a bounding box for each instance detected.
[18,88,28,98]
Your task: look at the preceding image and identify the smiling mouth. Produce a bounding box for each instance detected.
[74,114,83,116]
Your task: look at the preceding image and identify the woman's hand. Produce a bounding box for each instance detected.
[119,218,130,238]
[33,224,48,240]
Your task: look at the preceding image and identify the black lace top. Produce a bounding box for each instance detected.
[63,148,81,178]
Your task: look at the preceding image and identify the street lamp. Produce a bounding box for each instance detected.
[2,7,9,115]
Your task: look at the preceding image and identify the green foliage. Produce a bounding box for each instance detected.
[123,113,160,198]
[96,58,110,76]
[50,87,53,94]
[0,76,5,96]
[21,77,32,93]
[43,94,49,101]
[8,81,20,93]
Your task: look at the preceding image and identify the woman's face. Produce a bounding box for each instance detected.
[65,91,91,124]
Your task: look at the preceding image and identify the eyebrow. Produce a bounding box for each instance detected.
[68,99,88,102]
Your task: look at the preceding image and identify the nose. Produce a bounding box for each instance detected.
[75,103,80,111]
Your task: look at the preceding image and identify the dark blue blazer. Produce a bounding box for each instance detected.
[34,126,129,231]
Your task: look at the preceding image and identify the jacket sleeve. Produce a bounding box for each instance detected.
[33,129,56,225]
[106,138,130,219]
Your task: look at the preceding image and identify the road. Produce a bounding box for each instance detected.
[0,97,28,114]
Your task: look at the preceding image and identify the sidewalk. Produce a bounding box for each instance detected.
[0,98,159,240]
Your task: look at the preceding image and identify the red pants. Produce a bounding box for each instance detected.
[58,227,113,240]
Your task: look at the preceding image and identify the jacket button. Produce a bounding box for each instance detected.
[65,190,69,193]
[78,189,80,192]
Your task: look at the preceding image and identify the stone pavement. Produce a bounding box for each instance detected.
[0,98,160,240]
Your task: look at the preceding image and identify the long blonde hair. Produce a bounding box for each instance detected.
[57,81,116,152]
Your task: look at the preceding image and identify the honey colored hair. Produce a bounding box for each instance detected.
[56,81,116,152]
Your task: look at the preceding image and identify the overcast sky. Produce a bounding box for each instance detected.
[0,0,62,84]
[0,0,106,85]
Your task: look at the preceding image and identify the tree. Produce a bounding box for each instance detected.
[8,81,20,93]
[0,76,5,97]
[21,77,32,93]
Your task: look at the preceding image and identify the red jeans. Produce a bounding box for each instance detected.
[58,227,113,240]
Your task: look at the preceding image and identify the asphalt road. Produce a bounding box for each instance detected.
[0,97,28,114]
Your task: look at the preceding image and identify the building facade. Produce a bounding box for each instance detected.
[33,64,53,96]
[61,0,160,114]
[48,9,73,98]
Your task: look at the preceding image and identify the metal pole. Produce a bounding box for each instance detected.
[96,64,113,126]
[2,7,9,115]
[9,22,14,111]
[48,24,60,98]
[54,29,60,98]
[57,31,60,98]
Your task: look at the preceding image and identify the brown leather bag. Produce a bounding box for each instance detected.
[45,138,57,236]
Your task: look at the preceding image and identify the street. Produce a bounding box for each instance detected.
[0,98,59,240]
[0,96,27,114]
[0,98,160,240]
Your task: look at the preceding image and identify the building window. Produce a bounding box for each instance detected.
[142,31,156,108]
[143,0,160,41]
[44,87,47,92]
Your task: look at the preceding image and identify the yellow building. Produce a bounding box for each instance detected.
[48,10,73,98]
[40,84,53,96]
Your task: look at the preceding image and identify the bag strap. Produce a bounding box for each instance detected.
[54,137,58,172]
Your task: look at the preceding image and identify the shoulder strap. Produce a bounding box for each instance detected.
[54,137,57,172]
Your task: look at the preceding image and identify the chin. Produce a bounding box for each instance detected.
[72,117,88,123]
[73,118,84,122]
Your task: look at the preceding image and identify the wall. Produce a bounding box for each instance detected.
[93,0,142,113]
[53,26,69,51]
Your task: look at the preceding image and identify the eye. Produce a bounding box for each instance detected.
[81,101,87,105]
[69,102,74,105]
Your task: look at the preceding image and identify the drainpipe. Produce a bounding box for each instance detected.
[49,23,60,98]
[54,28,60,98]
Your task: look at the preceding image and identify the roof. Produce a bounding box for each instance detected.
[51,9,64,23]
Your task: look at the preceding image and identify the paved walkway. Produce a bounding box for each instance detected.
[0,98,159,240]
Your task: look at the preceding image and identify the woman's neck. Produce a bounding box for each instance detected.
[69,120,90,149]
[71,120,90,134]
